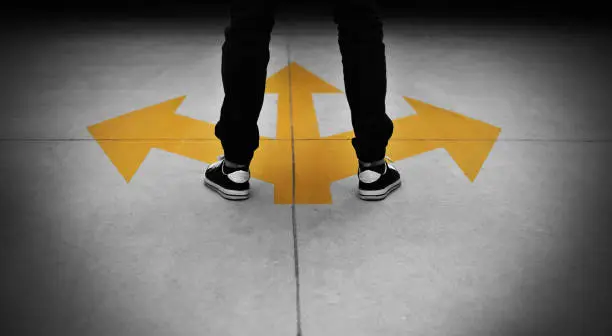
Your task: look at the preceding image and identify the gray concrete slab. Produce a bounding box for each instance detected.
[1,20,289,140]
[287,21,612,141]
[0,140,297,336]
[286,22,612,336]
[296,140,612,336]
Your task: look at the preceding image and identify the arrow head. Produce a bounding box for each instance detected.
[265,62,343,94]
[404,97,501,182]
[87,96,187,182]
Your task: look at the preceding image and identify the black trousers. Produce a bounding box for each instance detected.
[214,0,394,166]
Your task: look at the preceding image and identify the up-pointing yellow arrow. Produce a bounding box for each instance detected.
[265,61,343,139]
[87,61,500,204]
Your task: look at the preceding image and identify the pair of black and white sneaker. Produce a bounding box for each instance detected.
[202,154,401,201]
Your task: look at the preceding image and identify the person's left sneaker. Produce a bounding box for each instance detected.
[357,156,401,201]
[201,155,250,201]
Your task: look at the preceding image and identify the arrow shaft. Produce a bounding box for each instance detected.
[276,93,292,139]
[292,92,320,139]
[149,114,221,163]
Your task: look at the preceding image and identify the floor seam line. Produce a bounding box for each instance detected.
[286,42,303,336]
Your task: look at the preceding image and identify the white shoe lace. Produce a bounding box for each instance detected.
[207,154,225,170]
[385,155,396,170]
[200,155,225,182]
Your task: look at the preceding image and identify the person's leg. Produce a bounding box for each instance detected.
[215,0,280,167]
[332,0,393,165]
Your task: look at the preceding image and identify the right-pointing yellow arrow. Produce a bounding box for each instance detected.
[320,97,501,192]
[395,97,501,182]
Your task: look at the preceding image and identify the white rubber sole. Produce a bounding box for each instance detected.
[203,177,249,201]
[358,179,401,201]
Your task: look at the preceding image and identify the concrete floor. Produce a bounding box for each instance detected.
[1,14,612,336]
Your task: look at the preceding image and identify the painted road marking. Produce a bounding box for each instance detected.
[88,62,501,204]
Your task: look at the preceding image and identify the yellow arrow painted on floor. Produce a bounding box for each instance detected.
[87,61,501,204]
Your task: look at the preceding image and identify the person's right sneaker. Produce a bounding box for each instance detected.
[357,156,401,201]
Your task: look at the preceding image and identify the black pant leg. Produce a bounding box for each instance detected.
[215,0,280,166]
[332,0,393,163]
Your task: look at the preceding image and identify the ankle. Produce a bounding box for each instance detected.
[224,159,247,169]
[359,158,385,167]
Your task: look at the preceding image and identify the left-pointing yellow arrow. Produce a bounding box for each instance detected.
[88,96,227,182]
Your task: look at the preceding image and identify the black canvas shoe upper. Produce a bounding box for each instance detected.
[204,155,250,191]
